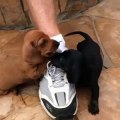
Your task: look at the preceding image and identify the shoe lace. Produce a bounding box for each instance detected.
[47,62,65,88]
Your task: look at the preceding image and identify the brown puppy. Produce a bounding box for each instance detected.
[22,30,59,79]
[0,30,59,95]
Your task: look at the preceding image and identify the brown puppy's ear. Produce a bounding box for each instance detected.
[38,38,48,47]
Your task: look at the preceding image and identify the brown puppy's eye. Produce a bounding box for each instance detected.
[30,41,36,48]
[38,38,48,46]
[45,52,53,57]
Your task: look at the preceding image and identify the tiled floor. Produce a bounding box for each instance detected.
[0,0,120,120]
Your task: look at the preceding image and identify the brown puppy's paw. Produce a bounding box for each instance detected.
[88,100,99,115]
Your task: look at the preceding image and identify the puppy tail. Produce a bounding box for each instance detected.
[65,31,92,41]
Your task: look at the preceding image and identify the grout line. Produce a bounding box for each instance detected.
[0,7,7,25]
[20,93,27,106]
[20,0,31,26]
[90,16,114,68]
[58,0,62,13]
[84,14,120,22]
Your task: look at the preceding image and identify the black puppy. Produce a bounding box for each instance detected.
[50,31,103,115]
[51,49,83,84]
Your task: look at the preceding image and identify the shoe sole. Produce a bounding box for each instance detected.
[39,90,78,119]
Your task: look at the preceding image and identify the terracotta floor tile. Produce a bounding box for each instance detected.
[85,0,120,21]
[95,17,120,67]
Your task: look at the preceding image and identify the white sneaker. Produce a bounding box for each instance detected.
[39,61,78,119]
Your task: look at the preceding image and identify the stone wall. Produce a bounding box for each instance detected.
[0,0,102,30]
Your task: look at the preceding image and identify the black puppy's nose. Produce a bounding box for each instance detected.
[55,41,60,47]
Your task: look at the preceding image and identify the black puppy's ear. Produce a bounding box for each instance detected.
[67,69,80,84]
[50,53,62,67]
[66,58,82,84]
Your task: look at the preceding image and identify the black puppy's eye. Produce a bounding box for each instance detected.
[60,57,63,63]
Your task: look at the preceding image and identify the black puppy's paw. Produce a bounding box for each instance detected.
[88,100,99,115]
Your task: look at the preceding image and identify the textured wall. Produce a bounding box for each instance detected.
[0,0,102,30]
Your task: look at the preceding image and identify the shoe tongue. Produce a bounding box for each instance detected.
[48,62,64,76]
[55,92,66,106]
[54,67,63,75]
